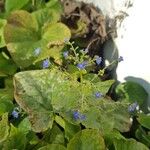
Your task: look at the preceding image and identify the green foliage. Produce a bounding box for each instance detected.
[13,68,131,134]
[113,138,149,150]
[0,0,149,149]
[0,52,17,76]
[116,81,148,106]
[4,10,71,68]
[5,0,30,12]
[67,129,106,150]
[137,113,150,129]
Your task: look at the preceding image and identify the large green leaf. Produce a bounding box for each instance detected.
[4,10,71,68]
[116,81,148,106]
[0,19,6,48]
[0,113,9,143]
[113,139,149,150]
[5,0,30,12]
[13,69,80,132]
[67,129,106,150]
[137,114,150,129]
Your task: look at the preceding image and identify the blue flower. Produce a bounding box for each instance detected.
[80,114,86,120]
[12,110,19,119]
[73,111,80,120]
[118,56,123,62]
[95,56,102,65]
[95,92,103,98]
[34,47,41,56]
[128,102,139,113]
[42,59,50,69]
[63,51,69,58]
[73,111,86,121]
[77,61,88,70]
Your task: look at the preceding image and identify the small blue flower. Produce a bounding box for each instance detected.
[80,114,86,120]
[95,92,103,98]
[73,111,80,120]
[128,102,139,113]
[77,61,88,70]
[73,111,86,121]
[42,59,50,69]
[34,47,41,56]
[77,63,85,70]
[12,110,19,119]
[63,51,69,58]
[118,56,123,62]
[95,56,102,65]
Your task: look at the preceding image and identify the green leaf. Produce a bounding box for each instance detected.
[38,144,67,150]
[4,10,71,68]
[113,139,149,150]
[32,6,61,29]
[0,113,9,142]
[82,101,131,133]
[116,81,148,106]
[5,0,30,12]
[18,117,32,134]
[13,69,80,132]
[67,129,106,150]
[1,124,27,150]
[0,78,14,104]
[55,115,81,140]
[135,126,150,147]
[0,19,6,48]
[0,99,14,115]
[43,124,65,145]
[95,80,114,94]
[137,114,150,129]
[0,52,17,76]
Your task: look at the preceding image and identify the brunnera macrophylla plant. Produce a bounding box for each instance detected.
[9,39,148,149]
[0,0,149,149]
